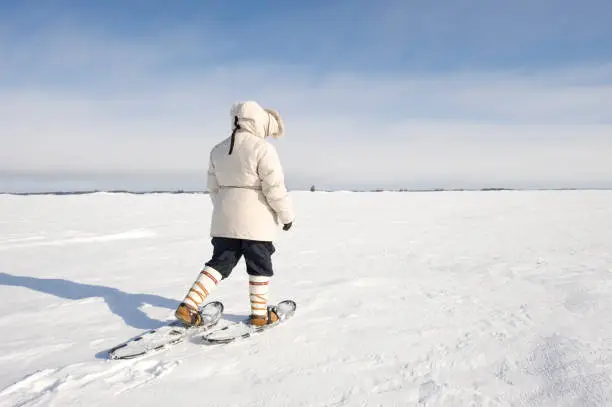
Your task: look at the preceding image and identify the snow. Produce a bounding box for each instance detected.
[1,190,612,406]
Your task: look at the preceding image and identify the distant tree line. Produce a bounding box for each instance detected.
[2,186,601,196]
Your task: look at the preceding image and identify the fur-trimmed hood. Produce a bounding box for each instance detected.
[230,101,285,139]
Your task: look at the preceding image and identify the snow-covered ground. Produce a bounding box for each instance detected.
[1,190,611,406]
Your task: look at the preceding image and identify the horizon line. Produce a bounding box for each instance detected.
[3,186,612,196]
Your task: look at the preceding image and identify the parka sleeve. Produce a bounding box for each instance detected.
[207,153,219,204]
[257,144,295,225]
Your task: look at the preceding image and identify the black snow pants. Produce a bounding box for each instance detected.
[204,237,276,279]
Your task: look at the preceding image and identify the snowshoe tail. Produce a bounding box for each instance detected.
[107,301,224,360]
[199,299,296,345]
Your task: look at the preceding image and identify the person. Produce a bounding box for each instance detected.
[175,101,295,327]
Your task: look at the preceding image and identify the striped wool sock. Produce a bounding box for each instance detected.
[249,276,271,317]
[182,267,222,311]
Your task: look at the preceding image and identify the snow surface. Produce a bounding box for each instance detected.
[1,190,612,406]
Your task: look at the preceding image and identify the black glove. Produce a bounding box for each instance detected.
[283,222,293,231]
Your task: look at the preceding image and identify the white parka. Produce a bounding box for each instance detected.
[207,101,295,242]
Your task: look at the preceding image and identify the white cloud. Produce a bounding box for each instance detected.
[1,27,611,190]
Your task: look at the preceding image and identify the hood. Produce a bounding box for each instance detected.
[230,101,285,139]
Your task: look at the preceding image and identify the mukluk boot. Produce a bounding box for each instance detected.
[248,276,279,327]
[175,267,222,326]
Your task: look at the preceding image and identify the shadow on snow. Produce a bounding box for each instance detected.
[0,272,180,331]
[0,272,250,359]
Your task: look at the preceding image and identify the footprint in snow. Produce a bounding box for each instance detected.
[0,359,180,406]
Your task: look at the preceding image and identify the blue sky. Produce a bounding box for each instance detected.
[1,1,612,191]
